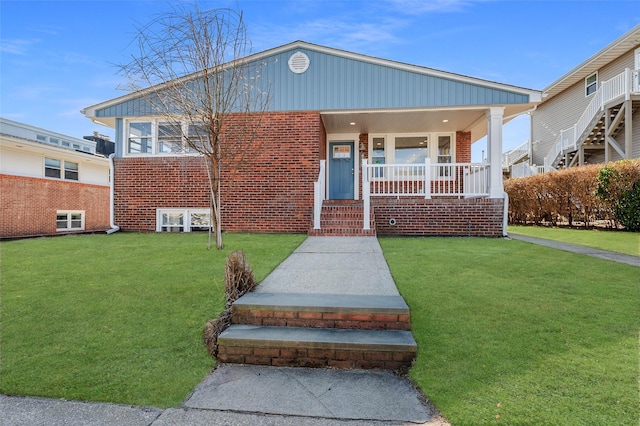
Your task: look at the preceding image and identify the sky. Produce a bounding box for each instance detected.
[1,0,638,160]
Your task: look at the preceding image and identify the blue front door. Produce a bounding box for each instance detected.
[329,142,355,200]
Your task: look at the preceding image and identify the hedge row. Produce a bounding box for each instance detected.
[504,159,640,229]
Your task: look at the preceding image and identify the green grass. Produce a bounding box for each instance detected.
[0,232,305,408]
[380,237,639,426]
[509,225,639,257]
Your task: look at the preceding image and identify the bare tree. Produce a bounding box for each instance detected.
[119,4,269,249]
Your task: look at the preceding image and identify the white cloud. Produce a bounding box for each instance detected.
[0,38,39,55]
[389,0,481,14]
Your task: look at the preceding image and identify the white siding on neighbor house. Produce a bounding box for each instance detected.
[532,82,587,165]
[0,141,110,186]
[532,48,638,166]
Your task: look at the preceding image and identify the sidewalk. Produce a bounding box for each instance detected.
[509,233,640,267]
[1,237,447,426]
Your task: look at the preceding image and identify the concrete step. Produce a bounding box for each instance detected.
[217,325,417,370]
[231,292,411,330]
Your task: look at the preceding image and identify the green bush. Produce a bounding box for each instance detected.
[595,161,640,231]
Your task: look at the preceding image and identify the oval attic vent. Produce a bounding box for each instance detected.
[288,51,310,74]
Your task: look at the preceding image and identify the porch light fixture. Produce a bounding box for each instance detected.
[442,119,449,123]
[349,122,356,125]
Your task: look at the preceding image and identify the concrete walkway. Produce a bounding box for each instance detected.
[1,237,447,426]
[509,233,640,267]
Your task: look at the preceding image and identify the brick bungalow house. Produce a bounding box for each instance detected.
[82,41,541,236]
[0,118,111,238]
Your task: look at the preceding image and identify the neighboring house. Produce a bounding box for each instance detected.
[82,41,541,237]
[0,118,111,238]
[83,132,116,157]
[504,24,640,178]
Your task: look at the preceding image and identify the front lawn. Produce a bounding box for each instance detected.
[380,237,639,425]
[0,232,305,408]
[509,225,639,256]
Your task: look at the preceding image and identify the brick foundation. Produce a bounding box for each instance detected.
[0,174,110,238]
[373,197,504,236]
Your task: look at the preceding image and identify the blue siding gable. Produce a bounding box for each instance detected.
[95,44,529,118]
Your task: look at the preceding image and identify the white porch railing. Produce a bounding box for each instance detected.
[361,159,490,230]
[502,140,530,169]
[313,160,326,229]
[511,162,542,178]
[544,67,639,172]
[363,159,490,198]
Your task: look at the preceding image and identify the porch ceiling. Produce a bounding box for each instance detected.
[321,105,532,142]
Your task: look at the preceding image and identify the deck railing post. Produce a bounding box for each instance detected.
[424,157,431,199]
[362,159,370,230]
[313,160,325,230]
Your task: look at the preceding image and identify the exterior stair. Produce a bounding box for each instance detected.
[217,292,417,370]
[308,201,376,236]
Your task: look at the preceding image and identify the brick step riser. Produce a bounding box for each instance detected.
[308,230,377,237]
[231,310,410,331]
[217,345,414,370]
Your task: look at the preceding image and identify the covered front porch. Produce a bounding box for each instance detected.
[312,106,513,237]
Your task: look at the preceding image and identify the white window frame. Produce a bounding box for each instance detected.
[156,208,211,232]
[44,157,80,181]
[124,119,206,157]
[56,211,85,232]
[585,72,598,97]
[368,132,456,164]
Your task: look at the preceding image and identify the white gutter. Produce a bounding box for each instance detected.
[502,191,509,237]
[106,153,120,234]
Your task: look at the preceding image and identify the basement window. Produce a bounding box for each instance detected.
[57,211,84,231]
[156,208,211,232]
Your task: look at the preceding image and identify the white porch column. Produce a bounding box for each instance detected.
[486,107,505,198]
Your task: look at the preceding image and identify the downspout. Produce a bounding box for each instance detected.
[502,191,509,237]
[106,153,120,234]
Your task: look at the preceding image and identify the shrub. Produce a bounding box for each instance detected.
[505,164,606,227]
[204,250,256,357]
[505,160,640,230]
[595,160,640,231]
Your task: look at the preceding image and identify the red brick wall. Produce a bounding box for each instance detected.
[456,131,471,162]
[114,111,322,233]
[373,197,504,236]
[0,174,110,238]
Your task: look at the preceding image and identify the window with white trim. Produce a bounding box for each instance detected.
[45,157,79,180]
[125,120,209,155]
[156,208,211,232]
[585,72,598,96]
[56,211,84,231]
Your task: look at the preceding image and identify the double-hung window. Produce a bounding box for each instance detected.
[45,157,61,178]
[127,122,153,154]
[585,73,598,96]
[45,158,79,180]
[158,122,184,154]
[126,120,210,155]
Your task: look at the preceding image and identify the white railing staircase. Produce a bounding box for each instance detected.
[502,140,530,171]
[544,67,640,172]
